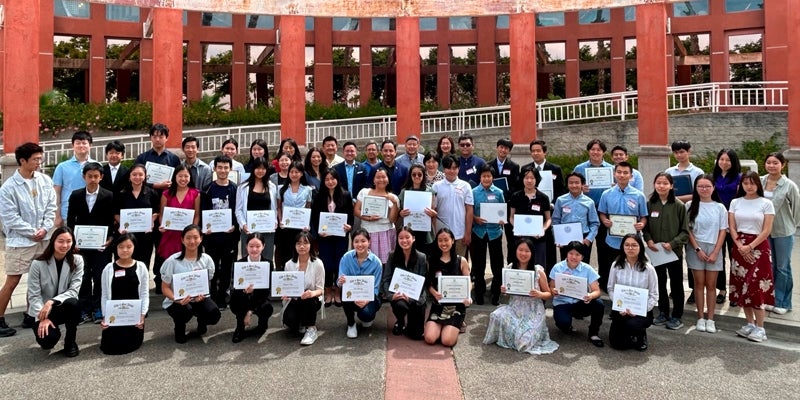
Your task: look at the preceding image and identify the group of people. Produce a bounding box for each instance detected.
[0,125,796,357]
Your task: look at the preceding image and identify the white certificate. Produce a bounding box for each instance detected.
[161,207,195,231]
[609,214,637,237]
[586,167,613,189]
[213,170,239,185]
[480,202,507,224]
[645,244,679,267]
[246,210,277,233]
[362,195,389,218]
[388,269,425,300]
[402,191,433,231]
[438,275,470,303]
[612,284,649,317]
[172,269,210,300]
[554,273,588,300]
[201,209,233,233]
[318,212,348,237]
[513,214,544,237]
[74,225,108,250]
[271,271,305,297]
[119,208,153,233]
[342,275,376,302]
[553,223,584,246]
[502,269,536,296]
[282,207,311,230]
[233,261,271,289]
[537,170,554,201]
[145,161,175,184]
[104,300,143,327]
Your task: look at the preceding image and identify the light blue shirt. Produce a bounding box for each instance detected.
[396,153,424,170]
[549,260,600,306]
[597,185,648,249]
[572,160,614,206]
[552,192,600,242]
[471,184,505,240]
[630,168,644,192]
[338,250,383,295]
[53,155,96,220]
[345,163,355,194]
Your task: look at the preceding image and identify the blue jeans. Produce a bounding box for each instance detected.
[769,235,794,309]
[553,299,605,337]
[343,297,382,326]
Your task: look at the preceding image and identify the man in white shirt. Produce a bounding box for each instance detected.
[665,140,704,203]
[433,155,474,257]
[322,136,344,167]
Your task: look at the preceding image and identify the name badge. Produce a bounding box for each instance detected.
[626,199,638,210]
[650,211,660,218]
[502,169,511,175]
[531,204,541,212]
[487,194,496,201]
[467,168,475,175]
[114,270,126,278]
[562,206,572,214]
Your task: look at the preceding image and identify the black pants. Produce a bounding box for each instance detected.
[656,258,684,318]
[553,299,605,337]
[596,230,618,293]
[78,249,111,313]
[230,291,274,330]
[101,325,144,355]
[151,228,163,286]
[206,242,237,306]
[609,310,653,350]
[31,298,80,350]
[282,298,321,330]
[132,232,154,274]
[717,233,734,291]
[166,299,222,331]
[470,232,505,300]
[544,228,558,274]
[390,299,426,339]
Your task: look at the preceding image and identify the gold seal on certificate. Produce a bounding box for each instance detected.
[104,300,143,326]
[609,214,637,237]
[282,207,311,230]
[585,167,613,189]
[201,209,233,233]
[246,210,277,233]
[502,269,536,296]
[161,207,195,231]
[554,273,588,300]
[233,261,271,289]
[172,269,210,300]
[362,195,389,218]
[318,212,348,237]
[145,161,175,184]
[388,269,425,300]
[119,208,153,233]
[271,271,305,297]
[611,284,649,316]
[74,225,108,250]
[342,275,375,302]
[438,275,470,303]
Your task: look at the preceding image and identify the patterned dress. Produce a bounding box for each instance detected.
[730,233,774,308]
[483,266,559,355]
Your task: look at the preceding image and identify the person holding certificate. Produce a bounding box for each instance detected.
[643,173,689,331]
[399,164,437,255]
[381,227,428,340]
[276,161,313,270]
[26,227,84,357]
[236,157,278,262]
[338,229,383,339]
[283,232,325,345]
[607,235,658,351]
[160,225,221,344]
[470,164,506,305]
[157,166,201,264]
[355,167,400,264]
[509,165,551,268]
[483,238,558,355]
[230,234,274,343]
[548,241,605,348]
[115,164,160,289]
[424,228,472,347]
[99,234,149,355]
[552,172,600,262]
[311,169,353,307]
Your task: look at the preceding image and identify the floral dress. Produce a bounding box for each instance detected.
[483,266,559,355]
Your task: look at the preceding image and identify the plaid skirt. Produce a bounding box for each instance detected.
[369,228,396,264]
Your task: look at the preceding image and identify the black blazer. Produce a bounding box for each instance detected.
[522,161,566,201]
[488,157,521,198]
[100,164,129,197]
[66,187,116,241]
[334,162,369,198]
[310,189,355,239]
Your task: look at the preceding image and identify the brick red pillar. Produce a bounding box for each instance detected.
[314,18,333,105]
[152,8,184,147]
[231,41,248,109]
[186,40,202,102]
[396,16,421,142]
[39,0,55,93]
[763,0,789,108]
[476,16,497,106]
[89,33,107,103]
[278,15,306,144]
[787,0,800,148]
[565,38,580,98]
[509,12,536,144]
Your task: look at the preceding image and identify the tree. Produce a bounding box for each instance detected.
[203,50,233,96]
[305,47,359,103]
[53,37,90,102]
[730,39,763,82]
[450,48,477,106]
[422,48,438,102]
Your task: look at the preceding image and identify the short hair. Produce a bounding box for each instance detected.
[496,138,513,150]
[15,142,44,165]
[586,139,606,152]
[381,139,396,150]
[105,140,125,154]
[423,151,439,165]
[322,136,338,145]
[671,140,691,152]
[405,135,419,143]
[213,155,233,168]
[458,134,474,144]
[478,163,496,176]
[342,141,358,151]
[82,162,104,175]
[565,171,586,185]
[149,123,169,137]
[441,155,459,169]
[72,131,93,144]
[365,141,379,150]
[562,241,586,256]
[611,145,628,155]
[182,136,200,149]
[614,161,633,173]
[529,139,547,153]
[520,164,542,183]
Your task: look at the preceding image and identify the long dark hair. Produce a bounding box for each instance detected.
[613,234,647,272]
[245,156,272,209]
[510,238,535,270]
[713,148,741,184]
[122,163,148,194]
[736,171,764,198]
[275,138,302,162]
[113,233,138,260]
[176,224,204,260]
[436,135,456,159]
[37,227,79,271]
[688,174,722,225]
[304,147,328,179]
[649,172,676,203]
[430,228,457,267]
[402,164,427,191]
[389,226,418,269]
[290,231,317,263]
[315,168,345,205]
[279,161,309,201]
[167,164,195,197]
[247,139,269,169]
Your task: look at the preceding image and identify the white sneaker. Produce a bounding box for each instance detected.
[696,318,707,332]
[747,327,767,342]
[764,305,774,312]
[705,320,717,333]
[300,327,318,345]
[772,307,788,315]
[736,323,755,338]
[346,324,358,339]
[361,320,373,328]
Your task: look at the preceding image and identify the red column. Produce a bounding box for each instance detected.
[140,36,153,102]
[509,12,536,144]
[787,0,800,148]
[763,0,789,107]
[152,8,184,147]
[0,14,4,111]
[396,16,421,142]
[89,33,107,103]
[279,15,306,144]
[186,40,202,102]
[314,18,333,105]
[359,43,372,106]
[565,38,580,98]
[231,41,248,109]
[476,16,497,106]
[635,4,669,146]
[39,0,55,93]
[3,0,41,153]
[610,32,627,94]
[436,43,450,108]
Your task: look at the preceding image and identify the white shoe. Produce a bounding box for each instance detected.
[346,324,358,339]
[764,305,774,312]
[705,320,717,333]
[695,318,707,332]
[361,320,373,328]
[300,327,318,345]
[736,323,755,338]
[747,327,767,342]
[772,307,788,315]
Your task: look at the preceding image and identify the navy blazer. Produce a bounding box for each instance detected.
[100,163,129,197]
[333,161,368,198]
[67,186,116,241]
[488,157,521,198]
[522,161,566,201]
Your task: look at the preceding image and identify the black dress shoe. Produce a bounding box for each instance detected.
[175,326,188,344]
[474,297,485,305]
[636,335,648,352]
[196,322,208,335]
[21,314,35,329]
[716,293,726,304]
[232,329,246,343]
[392,323,405,336]
[491,296,500,306]
[64,342,80,358]
[589,336,605,348]
[686,291,695,304]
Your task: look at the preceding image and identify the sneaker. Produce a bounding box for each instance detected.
[346,324,358,339]
[736,323,756,338]
[666,318,684,330]
[772,307,788,315]
[716,293,726,304]
[300,327,318,345]
[93,309,103,324]
[79,312,93,325]
[392,323,405,336]
[747,327,767,342]
[653,313,669,326]
[21,314,35,329]
[686,291,695,304]
[706,320,717,333]
[695,318,707,332]
[764,305,774,312]
[361,320,373,328]
[0,319,16,337]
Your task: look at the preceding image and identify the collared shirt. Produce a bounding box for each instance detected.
[327,154,345,168]
[345,162,356,194]
[458,154,486,186]
[53,155,97,219]
[495,158,505,173]
[572,160,614,206]
[396,153,425,170]
[549,260,600,306]
[0,170,57,248]
[607,261,659,311]
[160,253,216,309]
[760,174,800,237]
[109,165,119,184]
[433,178,474,240]
[471,184,505,240]
[184,158,213,192]
[338,250,383,295]
[629,168,644,192]
[85,187,99,212]
[553,192,600,242]
[597,185,648,249]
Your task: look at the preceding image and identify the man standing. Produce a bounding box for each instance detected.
[395,135,425,170]
[0,143,57,337]
[334,141,368,197]
[523,139,566,268]
[182,136,213,192]
[100,140,129,197]
[322,136,344,167]
[610,145,644,191]
[202,156,239,309]
[666,140,704,203]
[433,155,474,257]
[362,141,381,174]
[488,138,520,263]
[53,131,96,227]
[369,140,409,196]
[457,134,485,187]
[571,139,614,265]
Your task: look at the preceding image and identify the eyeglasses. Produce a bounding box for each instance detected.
[459,143,472,147]
[623,243,639,248]
[411,173,423,177]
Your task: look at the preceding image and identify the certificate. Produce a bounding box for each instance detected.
[388,269,425,300]
[233,261,271,289]
[246,210,277,233]
[586,167,613,189]
[172,269,210,300]
[119,208,153,233]
[362,195,389,218]
[403,191,432,212]
[537,170,554,201]
[161,207,195,231]
[404,210,432,232]
[201,209,233,233]
[104,300,143,327]
[213,170,239,185]
[282,207,311,230]
[145,161,174,184]
[74,225,108,250]
[644,244,679,267]
[318,212,348,237]
[271,271,305,297]
[502,269,536,296]
[342,275,376,302]
[553,223,584,246]
[513,214,544,237]
[612,284,649,317]
[479,202,507,224]
[609,214,637,237]
[554,273,588,300]
[437,275,470,303]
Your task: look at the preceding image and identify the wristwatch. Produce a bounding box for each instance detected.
[695,247,701,252]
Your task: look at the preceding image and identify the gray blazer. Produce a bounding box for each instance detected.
[27,255,84,321]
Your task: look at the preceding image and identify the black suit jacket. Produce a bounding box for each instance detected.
[334,162,369,197]
[522,161,566,201]
[100,164,129,197]
[67,187,116,241]
[488,158,521,198]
